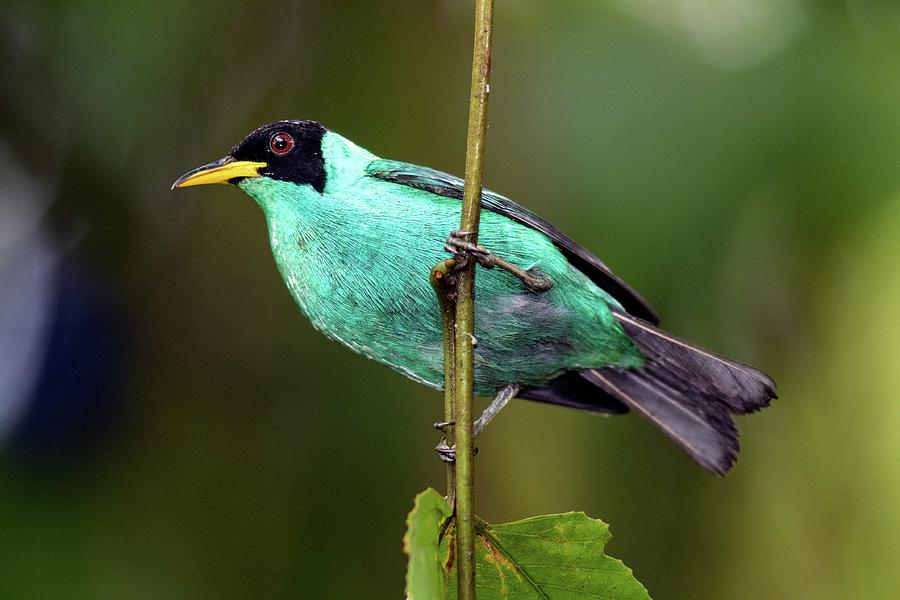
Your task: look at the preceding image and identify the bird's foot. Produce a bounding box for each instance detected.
[433,384,519,463]
[444,230,553,293]
[444,230,495,268]
[434,438,478,464]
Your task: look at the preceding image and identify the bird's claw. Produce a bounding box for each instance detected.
[435,438,456,463]
[433,420,455,432]
[434,437,478,464]
[445,230,496,268]
[444,230,553,293]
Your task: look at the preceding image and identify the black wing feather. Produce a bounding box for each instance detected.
[367,160,659,324]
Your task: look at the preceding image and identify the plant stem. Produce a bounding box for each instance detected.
[455,1,495,598]
[429,260,458,507]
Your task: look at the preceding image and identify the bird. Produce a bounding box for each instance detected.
[172,119,776,474]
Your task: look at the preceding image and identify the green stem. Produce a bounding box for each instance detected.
[455,1,495,599]
[430,259,458,507]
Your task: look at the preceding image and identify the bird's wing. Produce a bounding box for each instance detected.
[366,159,660,324]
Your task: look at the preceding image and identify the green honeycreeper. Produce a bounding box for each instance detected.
[172,120,775,475]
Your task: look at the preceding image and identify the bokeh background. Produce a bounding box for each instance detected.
[2,1,900,598]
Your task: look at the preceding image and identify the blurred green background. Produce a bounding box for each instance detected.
[2,1,900,598]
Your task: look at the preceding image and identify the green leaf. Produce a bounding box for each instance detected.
[404,490,650,600]
[442,512,652,600]
[404,488,453,600]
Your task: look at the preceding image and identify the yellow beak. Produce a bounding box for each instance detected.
[170,157,267,190]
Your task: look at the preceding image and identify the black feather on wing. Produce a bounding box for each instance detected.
[366,159,659,324]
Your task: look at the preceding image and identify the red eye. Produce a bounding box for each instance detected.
[269,132,294,155]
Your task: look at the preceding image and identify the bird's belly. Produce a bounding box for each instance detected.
[280,256,598,394]
[278,253,447,389]
[268,204,632,395]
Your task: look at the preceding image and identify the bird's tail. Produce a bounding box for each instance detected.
[580,310,776,474]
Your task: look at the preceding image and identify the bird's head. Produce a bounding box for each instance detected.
[171,120,327,193]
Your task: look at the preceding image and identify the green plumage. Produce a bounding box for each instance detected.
[240,131,643,395]
[172,119,775,473]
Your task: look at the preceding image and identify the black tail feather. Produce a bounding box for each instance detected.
[613,311,776,415]
[582,311,776,474]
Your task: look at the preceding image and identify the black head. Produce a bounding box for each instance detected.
[171,119,328,192]
[229,120,327,192]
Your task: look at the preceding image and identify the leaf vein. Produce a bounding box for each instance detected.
[476,522,551,600]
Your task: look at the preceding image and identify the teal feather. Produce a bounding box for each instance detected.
[172,120,777,473]
[238,131,644,395]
